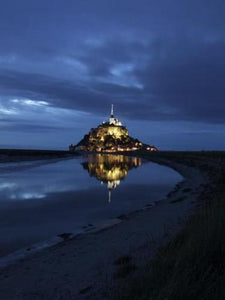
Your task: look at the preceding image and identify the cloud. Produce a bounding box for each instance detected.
[0,0,225,149]
[1,35,225,124]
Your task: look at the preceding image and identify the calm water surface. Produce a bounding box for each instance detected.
[0,154,182,256]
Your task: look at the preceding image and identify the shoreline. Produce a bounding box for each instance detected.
[0,156,182,267]
[0,153,207,300]
[114,152,225,300]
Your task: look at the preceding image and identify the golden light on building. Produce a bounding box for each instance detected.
[82,154,143,202]
[70,105,158,153]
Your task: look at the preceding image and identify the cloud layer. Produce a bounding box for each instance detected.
[0,0,225,149]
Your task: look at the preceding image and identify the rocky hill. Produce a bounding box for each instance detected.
[70,105,157,153]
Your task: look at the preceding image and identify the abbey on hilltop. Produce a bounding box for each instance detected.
[69,105,157,153]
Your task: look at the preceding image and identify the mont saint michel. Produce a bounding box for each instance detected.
[69,105,157,152]
[0,1,224,299]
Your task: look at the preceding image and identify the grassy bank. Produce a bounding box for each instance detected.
[115,152,225,300]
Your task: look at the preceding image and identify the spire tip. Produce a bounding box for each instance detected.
[110,104,114,117]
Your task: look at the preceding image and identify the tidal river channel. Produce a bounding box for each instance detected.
[0,154,182,256]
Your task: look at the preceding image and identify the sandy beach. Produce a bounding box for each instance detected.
[0,153,211,300]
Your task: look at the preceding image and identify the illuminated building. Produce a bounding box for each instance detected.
[70,105,157,152]
[108,104,122,126]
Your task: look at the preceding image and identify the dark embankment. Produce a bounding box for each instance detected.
[0,148,75,163]
[115,151,225,300]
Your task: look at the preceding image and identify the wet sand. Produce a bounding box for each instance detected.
[0,154,208,300]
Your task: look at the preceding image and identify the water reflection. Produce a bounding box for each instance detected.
[0,155,183,256]
[82,154,143,202]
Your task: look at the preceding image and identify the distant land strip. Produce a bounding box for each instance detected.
[0,148,73,163]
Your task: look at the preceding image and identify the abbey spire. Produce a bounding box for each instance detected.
[110,104,114,117]
[109,104,122,126]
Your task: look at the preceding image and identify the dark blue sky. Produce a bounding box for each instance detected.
[0,0,225,150]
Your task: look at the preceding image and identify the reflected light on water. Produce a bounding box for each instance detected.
[82,154,143,202]
[0,154,182,256]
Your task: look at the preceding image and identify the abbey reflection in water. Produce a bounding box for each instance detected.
[81,154,143,202]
